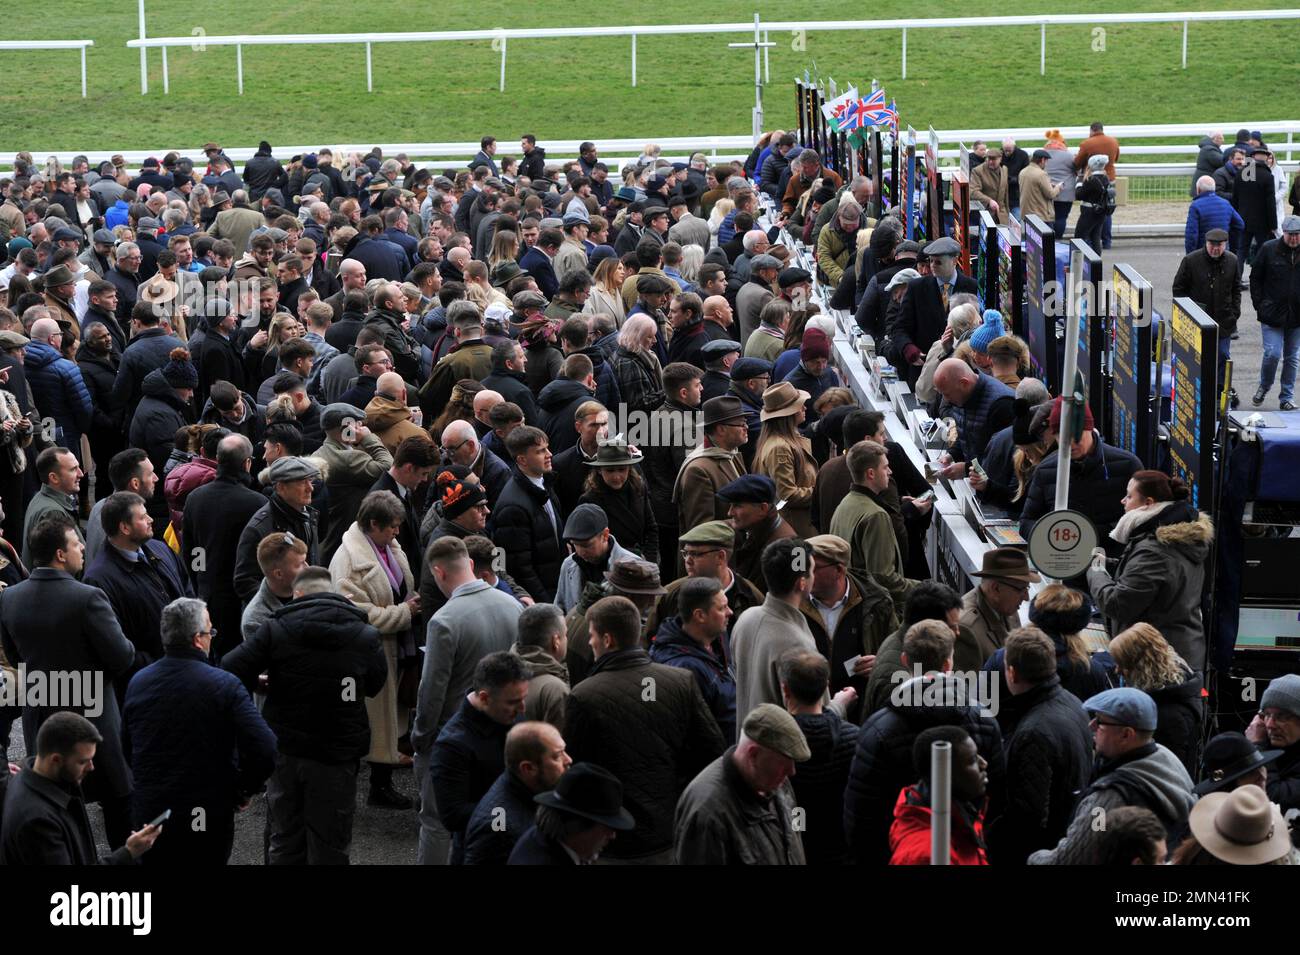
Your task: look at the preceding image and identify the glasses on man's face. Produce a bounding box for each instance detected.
[442,438,470,456]
[681,547,721,560]
[1262,709,1297,725]
[1089,716,1125,729]
[201,626,218,639]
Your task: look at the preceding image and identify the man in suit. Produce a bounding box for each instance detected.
[0,512,137,848]
[519,228,563,300]
[888,237,979,387]
[368,435,438,585]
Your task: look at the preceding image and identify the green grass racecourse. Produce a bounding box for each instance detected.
[3,0,1298,152]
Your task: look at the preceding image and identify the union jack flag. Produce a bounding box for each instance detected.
[838,88,887,132]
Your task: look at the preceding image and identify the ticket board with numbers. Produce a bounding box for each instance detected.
[1167,297,1219,509]
[1110,264,1154,464]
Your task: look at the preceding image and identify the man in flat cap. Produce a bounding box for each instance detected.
[728,356,771,467]
[673,396,749,561]
[1173,225,1240,400]
[718,474,796,591]
[233,456,322,601]
[314,403,393,562]
[736,253,780,345]
[673,702,810,864]
[699,338,742,403]
[555,503,637,614]
[889,236,978,387]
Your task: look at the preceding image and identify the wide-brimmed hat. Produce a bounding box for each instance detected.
[41,265,76,288]
[701,395,747,427]
[760,381,811,421]
[970,546,1041,584]
[585,435,644,467]
[605,558,666,595]
[1188,785,1292,865]
[1194,733,1284,796]
[139,274,179,305]
[533,763,636,831]
[490,260,525,287]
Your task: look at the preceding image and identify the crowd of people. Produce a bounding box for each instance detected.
[0,131,1294,867]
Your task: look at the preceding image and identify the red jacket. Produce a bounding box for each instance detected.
[888,784,989,866]
[164,455,217,533]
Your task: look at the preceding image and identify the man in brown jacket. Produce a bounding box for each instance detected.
[959,547,1040,672]
[1018,150,1063,227]
[673,395,748,537]
[1073,122,1121,249]
[781,150,843,219]
[970,151,1010,224]
[364,371,425,453]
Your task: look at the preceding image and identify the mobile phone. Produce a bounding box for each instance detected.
[916,489,935,502]
[147,809,171,828]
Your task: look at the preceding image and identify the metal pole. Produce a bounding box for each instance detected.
[901,27,907,80]
[499,36,507,92]
[930,741,951,865]
[1054,256,1085,513]
[763,30,769,84]
[138,0,148,94]
[161,45,169,95]
[366,42,372,93]
[1182,20,1188,69]
[236,43,243,95]
[631,34,636,87]
[1040,22,1046,76]
[80,45,87,98]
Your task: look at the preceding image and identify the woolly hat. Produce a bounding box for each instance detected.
[161,347,198,389]
[438,474,489,520]
[1260,673,1300,719]
[1087,154,1109,170]
[1049,393,1094,434]
[1028,590,1094,638]
[800,327,831,362]
[969,309,1005,354]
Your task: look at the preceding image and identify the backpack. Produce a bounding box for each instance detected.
[1102,177,1118,216]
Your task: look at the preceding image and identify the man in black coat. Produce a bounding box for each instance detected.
[361,285,419,383]
[1249,221,1300,410]
[77,321,126,501]
[111,303,184,426]
[843,623,1006,866]
[1172,229,1240,390]
[222,567,387,865]
[0,514,137,848]
[463,720,571,865]
[345,224,406,283]
[233,456,322,602]
[431,651,533,864]
[198,305,249,401]
[369,435,437,586]
[83,492,193,689]
[491,426,564,602]
[1233,149,1278,266]
[481,339,541,426]
[1,712,160,865]
[888,237,978,385]
[506,762,635,864]
[122,597,276,864]
[985,627,1093,864]
[182,435,266,659]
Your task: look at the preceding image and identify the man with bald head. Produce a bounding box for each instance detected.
[324,258,368,323]
[473,389,504,443]
[441,246,472,285]
[439,417,511,510]
[703,294,736,339]
[365,371,427,453]
[933,357,1016,480]
[25,316,93,466]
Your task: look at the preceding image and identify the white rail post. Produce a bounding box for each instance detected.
[1181,20,1188,69]
[763,29,770,83]
[631,33,637,87]
[138,0,148,94]
[161,45,169,94]
[901,27,907,79]
[499,35,507,92]
[366,41,372,93]
[1040,22,1046,76]
[80,45,87,98]
[236,43,243,95]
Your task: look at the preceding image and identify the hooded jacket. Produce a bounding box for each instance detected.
[1146,669,1205,776]
[221,592,387,762]
[1192,136,1225,194]
[1249,237,1300,330]
[242,143,287,201]
[363,392,426,454]
[1088,504,1213,672]
[129,368,195,484]
[1028,742,1195,864]
[889,783,989,865]
[536,377,597,455]
[649,615,737,744]
[491,468,564,602]
[163,453,217,532]
[512,643,570,729]
[518,147,547,185]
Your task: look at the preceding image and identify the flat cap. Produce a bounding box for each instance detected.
[700,338,742,360]
[52,227,83,243]
[92,228,116,244]
[642,205,670,219]
[1082,687,1158,732]
[677,520,736,548]
[750,253,782,272]
[266,227,289,242]
[635,273,675,294]
[512,289,548,311]
[778,267,812,289]
[137,217,160,232]
[717,473,777,504]
[1031,148,1052,162]
[268,455,320,482]
[805,534,850,567]
[923,236,960,257]
[1204,228,1229,242]
[1282,215,1300,234]
[743,703,811,761]
[562,502,609,541]
[321,402,367,432]
[886,268,921,291]
[731,356,773,380]
[0,331,31,349]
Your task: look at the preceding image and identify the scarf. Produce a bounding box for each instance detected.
[368,535,404,594]
[1109,500,1174,546]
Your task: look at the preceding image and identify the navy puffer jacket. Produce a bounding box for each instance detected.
[24,340,92,447]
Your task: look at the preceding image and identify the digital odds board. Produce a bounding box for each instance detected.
[1110,264,1154,465]
[1167,297,1219,509]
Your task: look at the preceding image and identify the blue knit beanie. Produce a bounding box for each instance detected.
[969,309,1005,355]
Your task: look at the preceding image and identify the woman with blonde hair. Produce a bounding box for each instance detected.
[488,229,519,270]
[986,334,1030,389]
[330,490,419,809]
[188,183,211,226]
[707,198,735,246]
[256,312,305,383]
[752,381,817,537]
[584,255,627,326]
[1110,622,1203,774]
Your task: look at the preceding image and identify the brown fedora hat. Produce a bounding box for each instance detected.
[701,395,747,428]
[970,546,1042,584]
[760,381,811,421]
[41,265,76,288]
[605,559,667,596]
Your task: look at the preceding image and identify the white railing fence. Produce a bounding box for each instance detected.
[125,10,1300,95]
[0,40,94,98]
